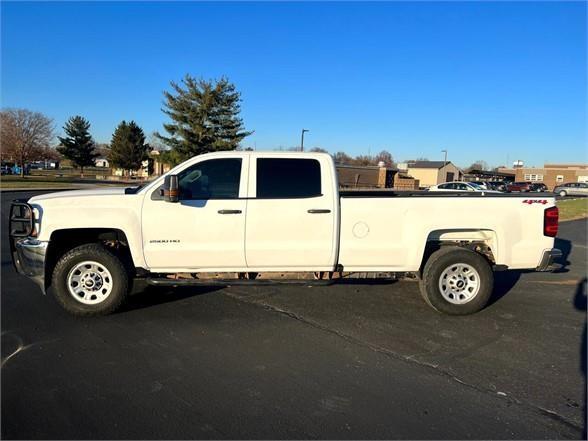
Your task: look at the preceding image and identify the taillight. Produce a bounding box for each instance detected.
[544,206,559,237]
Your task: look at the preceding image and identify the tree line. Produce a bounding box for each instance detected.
[0,75,253,176]
[2,73,492,177]
[0,110,152,177]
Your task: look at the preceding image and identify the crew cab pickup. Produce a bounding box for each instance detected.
[9,152,561,316]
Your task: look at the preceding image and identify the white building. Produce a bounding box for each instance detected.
[95,158,110,168]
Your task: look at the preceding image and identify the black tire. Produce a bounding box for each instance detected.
[419,247,493,315]
[52,244,129,316]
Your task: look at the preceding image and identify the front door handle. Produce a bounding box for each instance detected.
[307,209,331,214]
[218,209,242,215]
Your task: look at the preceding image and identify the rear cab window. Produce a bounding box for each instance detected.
[256,158,322,198]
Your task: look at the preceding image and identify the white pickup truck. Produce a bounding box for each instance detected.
[10,151,561,316]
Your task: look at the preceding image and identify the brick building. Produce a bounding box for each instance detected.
[336,164,419,190]
[502,163,588,190]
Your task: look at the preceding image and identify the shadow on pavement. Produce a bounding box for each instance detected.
[119,284,223,313]
[554,237,572,273]
[489,236,573,306]
[573,277,587,439]
[489,270,521,306]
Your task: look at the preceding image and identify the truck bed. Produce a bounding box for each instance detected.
[339,190,552,198]
[337,191,556,272]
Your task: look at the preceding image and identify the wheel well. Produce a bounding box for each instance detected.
[45,228,134,290]
[419,230,497,276]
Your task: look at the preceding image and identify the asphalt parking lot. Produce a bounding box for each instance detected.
[1,191,586,439]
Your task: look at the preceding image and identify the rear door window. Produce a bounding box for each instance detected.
[256,158,322,198]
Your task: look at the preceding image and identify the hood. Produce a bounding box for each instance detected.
[28,187,128,203]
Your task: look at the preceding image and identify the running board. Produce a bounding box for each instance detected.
[145,278,336,287]
[144,277,398,287]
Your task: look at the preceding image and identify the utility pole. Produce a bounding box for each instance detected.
[300,129,309,152]
[441,149,448,166]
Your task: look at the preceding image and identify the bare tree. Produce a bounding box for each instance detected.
[1,108,55,176]
[93,143,111,160]
[333,151,352,164]
[147,131,168,152]
[353,155,375,166]
[466,160,489,172]
[374,150,395,167]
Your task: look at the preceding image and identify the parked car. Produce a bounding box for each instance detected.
[486,181,508,192]
[28,162,45,170]
[471,181,488,190]
[529,183,548,192]
[506,181,533,192]
[478,181,507,191]
[429,182,501,193]
[553,182,588,197]
[10,152,561,317]
[1,165,12,175]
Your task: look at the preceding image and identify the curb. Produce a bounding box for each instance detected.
[560,216,588,223]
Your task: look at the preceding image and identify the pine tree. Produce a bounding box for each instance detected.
[108,121,150,175]
[156,75,252,161]
[57,116,98,176]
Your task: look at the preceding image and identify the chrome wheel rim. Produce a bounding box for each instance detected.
[438,263,480,305]
[67,261,113,305]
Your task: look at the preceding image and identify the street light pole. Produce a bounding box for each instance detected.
[441,149,448,166]
[300,129,309,152]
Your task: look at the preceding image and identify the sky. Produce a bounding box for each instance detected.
[1,1,586,168]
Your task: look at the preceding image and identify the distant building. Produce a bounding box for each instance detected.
[150,150,172,176]
[113,159,151,178]
[336,164,419,190]
[463,169,515,183]
[95,158,109,168]
[510,163,588,190]
[400,161,463,188]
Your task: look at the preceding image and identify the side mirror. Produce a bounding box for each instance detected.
[163,175,179,203]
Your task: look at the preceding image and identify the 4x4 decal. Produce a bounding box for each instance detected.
[522,199,548,205]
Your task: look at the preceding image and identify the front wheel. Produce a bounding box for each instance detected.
[559,190,567,197]
[419,247,493,315]
[52,244,129,316]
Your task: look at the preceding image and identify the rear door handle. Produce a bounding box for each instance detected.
[307,209,331,214]
[218,209,242,215]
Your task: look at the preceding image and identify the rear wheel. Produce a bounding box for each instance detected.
[52,244,129,316]
[559,190,567,197]
[419,247,493,315]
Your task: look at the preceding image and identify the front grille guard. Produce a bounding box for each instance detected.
[9,200,34,237]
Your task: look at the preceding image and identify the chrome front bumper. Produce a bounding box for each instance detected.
[11,238,48,294]
[536,248,563,272]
